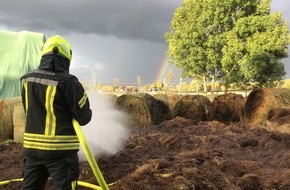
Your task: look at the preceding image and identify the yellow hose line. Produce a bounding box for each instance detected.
[0,178,105,190]
[0,178,23,186]
[73,119,110,190]
[78,181,102,190]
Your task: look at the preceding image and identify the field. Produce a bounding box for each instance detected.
[1,90,290,190]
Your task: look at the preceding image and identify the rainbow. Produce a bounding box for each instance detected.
[155,55,171,82]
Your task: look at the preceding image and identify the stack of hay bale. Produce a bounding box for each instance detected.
[2,88,290,143]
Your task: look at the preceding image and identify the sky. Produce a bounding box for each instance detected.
[0,0,290,86]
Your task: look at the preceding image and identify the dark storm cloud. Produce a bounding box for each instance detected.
[1,0,290,81]
[0,0,182,43]
[1,1,288,42]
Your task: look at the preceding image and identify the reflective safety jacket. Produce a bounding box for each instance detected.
[21,54,92,158]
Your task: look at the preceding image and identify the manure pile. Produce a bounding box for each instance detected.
[1,117,290,189]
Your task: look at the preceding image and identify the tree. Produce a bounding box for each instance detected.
[151,81,164,90]
[177,82,189,93]
[165,0,289,91]
[97,81,103,91]
[137,76,142,89]
[189,78,202,92]
[166,69,174,88]
[102,86,115,93]
[114,78,119,89]
[222,11,289,87]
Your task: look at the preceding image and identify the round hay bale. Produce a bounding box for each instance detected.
[209,93,246,123]
[153,94,182,113]
[172,95,212,122]
[244,88,290,126]
[13,98,26,143]
[154,98,172,122]
[115,93,171,127]
[0,99,14,142]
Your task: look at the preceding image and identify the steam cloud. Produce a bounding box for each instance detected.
[78,91,131,161]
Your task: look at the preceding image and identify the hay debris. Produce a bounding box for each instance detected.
[261,107,290,134]
[268,108,290,125]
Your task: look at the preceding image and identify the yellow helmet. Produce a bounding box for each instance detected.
[41,35,72,61]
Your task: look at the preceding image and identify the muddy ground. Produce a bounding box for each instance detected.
[1,116,290,190]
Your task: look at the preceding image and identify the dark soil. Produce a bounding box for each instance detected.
[1,117,290,190]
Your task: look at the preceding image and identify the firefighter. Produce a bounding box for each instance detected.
[20,35,92,190]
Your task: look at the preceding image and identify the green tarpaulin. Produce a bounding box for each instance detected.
[0,30,45,99]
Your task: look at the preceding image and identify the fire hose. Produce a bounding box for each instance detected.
[0,178,103,189]
[72,119,110,190]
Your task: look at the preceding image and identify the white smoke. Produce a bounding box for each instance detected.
[78,91,131,161]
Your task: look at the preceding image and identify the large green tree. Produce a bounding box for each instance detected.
[222,1,289,88]
[166,69,175,88]
[165,0,290,91]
